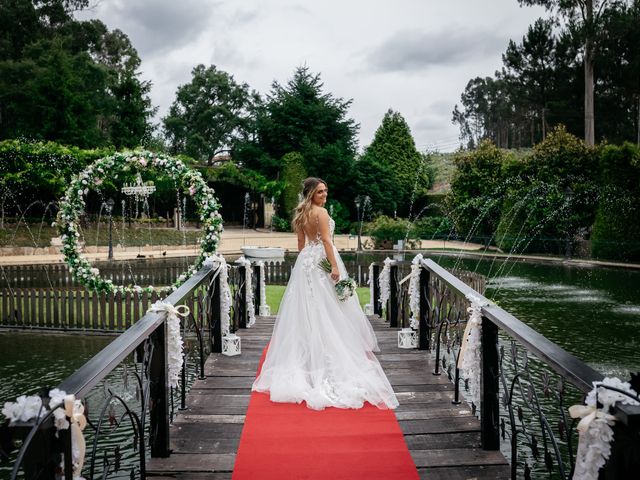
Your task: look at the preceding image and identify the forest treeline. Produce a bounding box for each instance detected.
[453,0,640,148]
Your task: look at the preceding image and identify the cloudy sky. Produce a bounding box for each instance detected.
[78,0,546,152]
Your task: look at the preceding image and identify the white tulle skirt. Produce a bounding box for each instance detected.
[252,242,399,410]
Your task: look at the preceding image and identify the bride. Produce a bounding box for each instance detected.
[252,177,399,410]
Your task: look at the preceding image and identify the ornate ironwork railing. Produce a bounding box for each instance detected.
[371,257,639,479]
[0,261,253,479]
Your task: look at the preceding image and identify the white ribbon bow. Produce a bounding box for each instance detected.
[148,302,190,318]
[568,404,617,433]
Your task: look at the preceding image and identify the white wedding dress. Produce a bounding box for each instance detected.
[252,217,399,410]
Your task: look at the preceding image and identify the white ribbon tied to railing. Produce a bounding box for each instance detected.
[49,389,87,479]
[147,301,190,388]
[65,394,87,480]
[568,377,639,480]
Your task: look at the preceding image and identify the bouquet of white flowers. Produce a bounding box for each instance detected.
[318,258,357,301]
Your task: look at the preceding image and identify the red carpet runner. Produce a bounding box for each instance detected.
[232,349,419,479]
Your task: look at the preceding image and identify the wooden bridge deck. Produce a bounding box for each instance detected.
[147,316,510,479]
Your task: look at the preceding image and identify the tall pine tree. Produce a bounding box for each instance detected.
[356,110,431,216]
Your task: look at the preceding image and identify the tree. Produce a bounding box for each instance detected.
[501,18,557,141]
[518,0,612,145]
[233,66,359,207]
[452,76,514,147]
[280,152,307,219]
[0,1,154,148]
[595,1,640,145]
[358,110,431,216]
[163,64,259,163]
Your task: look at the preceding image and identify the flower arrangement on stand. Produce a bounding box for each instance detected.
[56,150,223,295]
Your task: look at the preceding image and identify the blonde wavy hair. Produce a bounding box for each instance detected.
[291,177,327,232]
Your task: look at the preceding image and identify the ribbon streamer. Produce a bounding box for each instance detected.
[64,394,87,479]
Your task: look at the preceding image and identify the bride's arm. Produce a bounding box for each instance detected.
[317,209,339,281]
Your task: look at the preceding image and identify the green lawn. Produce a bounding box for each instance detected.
[265,285,370,314]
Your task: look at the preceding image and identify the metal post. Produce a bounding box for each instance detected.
[105,198,114,260]
[355,198,362,251]
[388,264,398,327]
[210,274,222,353]
[480,317,500,450]
[372,264,381,316]
[418,267,430,350]
[253,264,261,315]
[238,265,247,329]
[149,323,170,457]
[605,408,640,478]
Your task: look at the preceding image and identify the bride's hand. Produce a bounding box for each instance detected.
[330,266,339,282]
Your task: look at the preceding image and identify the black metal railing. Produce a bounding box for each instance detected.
[369,257,639,479]
[0,260,254,479]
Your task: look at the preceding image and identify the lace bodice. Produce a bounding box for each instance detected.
[305,217,335,246]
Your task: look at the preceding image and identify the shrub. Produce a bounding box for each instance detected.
[591,143,640,261]
[446,140,511,238]
[271,215,291,232]
[365,215,419,248]
[412,216,453,239]
[0,139,114,216]
[326,199,351,233]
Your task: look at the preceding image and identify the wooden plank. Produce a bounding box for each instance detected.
[115,292,124,330]
[108,291,115,330]
[134,292,141,325]
[410,448,508,468]
[147,453,235,474]
[405,432,481,450]
[64,288,72,328]
[417,465,510,480]
[169,423,244,453]
[38,288,44,327]
[399,417,480,435]
[125,291,132,329]
[51,289,58,328]
[1,288,8,325]
[31,288,37,327]
[84,289,91,330]
[74,289,82,329]
[99,292,106,330]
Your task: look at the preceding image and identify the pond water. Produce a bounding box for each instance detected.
[340,251,640,379]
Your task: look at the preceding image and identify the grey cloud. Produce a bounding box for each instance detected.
[94,1,223,58]
[366,28,507,73]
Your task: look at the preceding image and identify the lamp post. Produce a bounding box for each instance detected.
[355,198,362,251]
[105,198,115,260]
[355,195,370,252]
